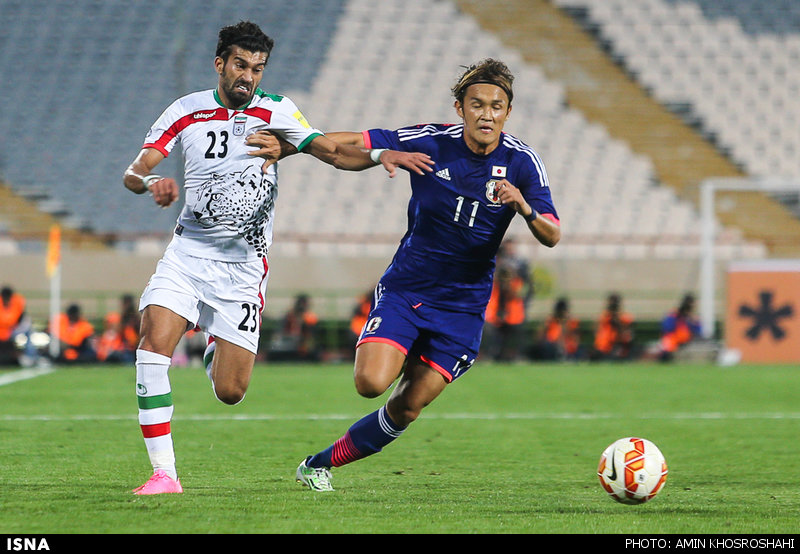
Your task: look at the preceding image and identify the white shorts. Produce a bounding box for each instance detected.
[139,244,270,354]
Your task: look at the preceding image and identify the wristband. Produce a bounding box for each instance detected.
[524,209,538,223]
[369,149,387,164]
[142,174,162,192]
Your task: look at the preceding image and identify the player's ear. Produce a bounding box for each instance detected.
[454,100,464,119]
[214,56,224,75]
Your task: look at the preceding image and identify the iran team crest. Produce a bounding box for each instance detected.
[233,115,247,136]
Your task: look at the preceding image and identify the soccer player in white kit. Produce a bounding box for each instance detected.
[122,21,434,495]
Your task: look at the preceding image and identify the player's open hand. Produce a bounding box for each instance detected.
[246,130,292,171]
[379,150,435,178]
[149,177,179,208]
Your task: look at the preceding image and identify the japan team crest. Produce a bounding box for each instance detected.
[485,180,502,206]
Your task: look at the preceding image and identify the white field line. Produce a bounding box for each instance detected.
[0,366,55,387]
[2,412,800,422]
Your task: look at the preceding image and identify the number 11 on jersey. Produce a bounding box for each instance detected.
[453,196,479,227]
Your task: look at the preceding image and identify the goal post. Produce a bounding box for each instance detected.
[700,177,800,340]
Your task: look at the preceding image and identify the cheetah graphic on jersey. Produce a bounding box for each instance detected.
[190,164,276,256]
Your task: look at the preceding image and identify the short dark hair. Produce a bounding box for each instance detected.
[216,21,274,61]
[452,58,514,104]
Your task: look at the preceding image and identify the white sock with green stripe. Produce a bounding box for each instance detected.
[203,337,220,402]
[203,337,215,383]
[136,349,177,481]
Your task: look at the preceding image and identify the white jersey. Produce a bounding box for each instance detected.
[143,88,322,262]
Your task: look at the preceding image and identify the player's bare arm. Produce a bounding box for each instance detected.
[123,148,179,208]
[494,178,561,248]
[246,131,435,177]
[323,131,364,146]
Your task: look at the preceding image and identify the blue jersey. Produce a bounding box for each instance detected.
[364,123,558,314]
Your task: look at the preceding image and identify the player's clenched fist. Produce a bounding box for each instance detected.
[146,177,179,208]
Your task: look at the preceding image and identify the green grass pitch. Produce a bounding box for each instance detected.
[0,361,798,534]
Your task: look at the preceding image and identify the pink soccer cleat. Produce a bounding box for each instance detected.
[132,470,183,495]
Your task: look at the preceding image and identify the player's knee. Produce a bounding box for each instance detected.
[353,372,390,399]
[213,382,247,405]
[354,371,393,398]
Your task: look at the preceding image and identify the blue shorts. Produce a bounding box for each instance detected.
[356,284,482,382]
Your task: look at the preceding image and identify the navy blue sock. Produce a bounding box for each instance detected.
[307,405,405,468]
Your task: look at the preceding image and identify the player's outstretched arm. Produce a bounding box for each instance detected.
[246,130,361,165]
[309,133,434,177]
[246,131,434,177]
[493,179,561,248]
[123,148,179,208]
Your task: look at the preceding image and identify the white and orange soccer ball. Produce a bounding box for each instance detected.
[597,437,668,504]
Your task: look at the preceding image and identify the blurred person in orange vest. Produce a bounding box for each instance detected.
[531,296,581,361]
[484,262,528,361]
[349,291,373,349]
[54,304,96,363]
[96,311,135,363]
[590,293,634,361]
[658,293,701,362]
[118,294,141,352]
[101,294,141,358]
[0,286,32,365]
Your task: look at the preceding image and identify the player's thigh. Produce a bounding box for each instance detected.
[386,358,449,427]
[209,335,256,394]
[197,257,269,356]
[138,247,204,355]
[353,340,407,396]
[138,304,191,357]
[353,285,421,396]
[412,307,482,383]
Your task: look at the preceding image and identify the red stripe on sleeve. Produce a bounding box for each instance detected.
[540,213,560,225]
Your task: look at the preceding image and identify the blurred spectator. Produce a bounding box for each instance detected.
[118,294,141,352]
[96,312,135,363]
[484,265,526,361]
[269,294,321,361]
[483,240,533,361]
[349,290,373,348]
[497,239,534,309]
[96,294,141,363]
[0,285,35,366]
[53,304,96,363]
[590,293,635,361]
[530,296,581,361]
[497,238,534,296]
[658,293,701,362]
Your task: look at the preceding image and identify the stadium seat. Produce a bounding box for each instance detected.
[0,0,776,260]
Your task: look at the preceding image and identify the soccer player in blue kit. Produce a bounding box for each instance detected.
[251,59,561,491]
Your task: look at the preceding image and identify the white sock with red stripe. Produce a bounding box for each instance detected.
[135,349,177,481]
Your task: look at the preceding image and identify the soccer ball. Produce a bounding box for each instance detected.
[597,437,668,504]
